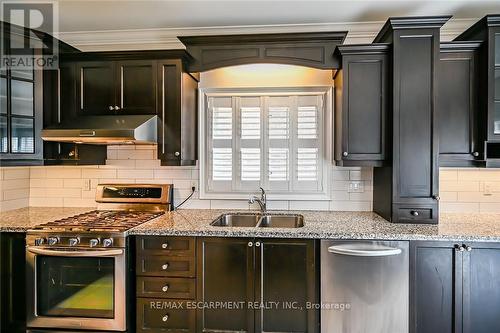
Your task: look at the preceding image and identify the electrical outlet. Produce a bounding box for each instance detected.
[83,179,91,191]
[348,181,364,193]
[484,182,493,196]
[190,180,198,191]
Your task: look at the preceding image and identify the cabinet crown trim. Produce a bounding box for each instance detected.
[374,15,452,43]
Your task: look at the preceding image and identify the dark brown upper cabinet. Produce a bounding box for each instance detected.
[197,238,318,333]
[76,60,156,115]
[333,44,390,167]
[179,32,347,72]
[373,16,451,224]
[438,42,483,167]
[455,15,500,167]
[157,59,198,166]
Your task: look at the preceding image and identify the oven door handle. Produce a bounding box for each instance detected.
[26,247,124,257]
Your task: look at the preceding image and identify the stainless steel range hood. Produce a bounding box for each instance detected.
[41,115,158,145]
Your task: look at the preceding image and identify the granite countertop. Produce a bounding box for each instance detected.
[2,207,500,242]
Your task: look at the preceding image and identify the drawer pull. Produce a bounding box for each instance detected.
[162,285,169,292]
[162,263,169,270]
[410,210,419,217]
[162,314,169,322]
[162,242,169,249]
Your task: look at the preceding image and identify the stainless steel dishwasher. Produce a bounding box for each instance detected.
[321,240,409,333]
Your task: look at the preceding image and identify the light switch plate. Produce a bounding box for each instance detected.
[348,181,364,193]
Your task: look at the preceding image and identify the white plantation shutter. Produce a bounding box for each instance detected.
[203,90,326,197]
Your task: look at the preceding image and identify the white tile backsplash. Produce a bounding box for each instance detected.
[4,146,500,215]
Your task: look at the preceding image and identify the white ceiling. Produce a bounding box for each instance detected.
[55,0,500,32]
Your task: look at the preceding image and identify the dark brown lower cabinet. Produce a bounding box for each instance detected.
[0,232,26,333]
[411,241,500,333]
[197,238,318,333]
[137,298,195,332]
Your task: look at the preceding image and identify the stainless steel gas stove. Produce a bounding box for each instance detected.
[26,184,173,333]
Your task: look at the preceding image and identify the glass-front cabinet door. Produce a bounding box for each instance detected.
[0,56,42,164]
[495,33,500,135]
[37,256,115,318]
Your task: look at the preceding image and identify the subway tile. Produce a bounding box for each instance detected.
[31,178,64,188]
[30,167,47,179]
[63,197,97,208]
[63,179,86,188]
[291,200,330,211]
[98,178,135,185]
[2,178,30,190]
[117,169,154,179]
[331,190,350,201]
[3,167,29,180]
[135,144,157,150]
[349,191,372,201]
[479,203,500,213]
[349,170,362,181]
[440,181,480,192]
[82,190,97,198]
[330,200,371,211]
[82,169,117,179]
[3,188,29,200]
[0,198,29,211]
[180,199,211,209]
[154,169,192,180]
[266,200,289,210]
[439,191,457,202]
[332,170,349,181]
[210,200,250,210]
[439,169,458,181]
[46,167,82,179]
[29,197,64,207]
[135,179,172,185]
[134,159,161,168]
[173,180,194,190]
[191,170,200,180]
[30,188,81,198]
[440,202,480,213]
[107,149,118,160]
[116,149,155,160]
[332,180,350,191]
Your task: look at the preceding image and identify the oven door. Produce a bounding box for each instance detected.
[26,247,126,331]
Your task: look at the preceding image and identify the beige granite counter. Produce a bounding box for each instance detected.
[2,207,500,242]
[0,207,93,232]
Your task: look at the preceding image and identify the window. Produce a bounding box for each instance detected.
[200,88,331,199]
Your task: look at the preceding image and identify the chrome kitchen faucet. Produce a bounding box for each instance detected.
[249,187,267,213]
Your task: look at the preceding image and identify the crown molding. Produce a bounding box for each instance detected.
[58,18,478,52]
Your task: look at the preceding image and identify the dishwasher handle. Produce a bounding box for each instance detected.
[328,243,402,257]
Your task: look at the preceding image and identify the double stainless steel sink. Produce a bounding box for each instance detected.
[211,213,304,228]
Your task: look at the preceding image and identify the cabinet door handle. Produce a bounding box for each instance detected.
[114,105,120,111]
[248,241,253,247]
[255,241,261,247]
[162,285,169,292]
[472,152,479,157]
[432,195,440,201]
[162,314,169,322]
[162,242,169,249]
[174,151,180,157]
[410,210,419,217]
[162,263,169,270]
[108,105,114,111]
[464,244,472,252]
[455,244,465,252]
[343,151,348,157]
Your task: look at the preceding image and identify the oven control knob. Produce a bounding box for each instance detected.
[47,237,59,246]
[89,238,100,247]
[34,238,46,246]
[103,238,113,247]
[68,238,80,246]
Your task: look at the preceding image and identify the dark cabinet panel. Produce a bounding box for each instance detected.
[438,43,482,167]
[137,236,195,256]
[410,241,458,333]
[76,61,115,115]
[463,244,500,333]
[254,239,318,333]
[373,17,449,224]
[137,277,196,300]
[136,298,195,333]
[116,60,156,114]
[137,255,195,278]
[0,233,26,333]
[197,238,254,333]
[157,60,198,166]
[334,44,389,166]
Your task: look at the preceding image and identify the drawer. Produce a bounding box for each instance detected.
[137,236,195,256]
[137,277,196,299]
[137,298,195,333]
[137,255,196,277]
[394,205,437,224]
